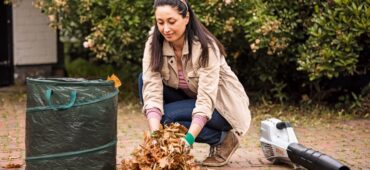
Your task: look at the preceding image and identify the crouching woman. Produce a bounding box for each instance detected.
[138,0,251,167]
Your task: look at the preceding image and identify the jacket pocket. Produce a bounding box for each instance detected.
[161,65,170,81]
[187,71,199,91]
[187,71,199,80]
[161,72,170,81]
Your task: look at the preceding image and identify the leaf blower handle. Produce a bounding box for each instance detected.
[287,143,350,170]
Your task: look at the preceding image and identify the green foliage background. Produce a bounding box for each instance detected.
[27,0,369,108]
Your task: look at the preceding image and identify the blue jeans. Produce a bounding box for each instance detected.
[138,73,232,145]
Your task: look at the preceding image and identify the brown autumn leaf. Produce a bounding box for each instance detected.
[120,123,200,170]
[107,74,122,89]
[2,163,22,168]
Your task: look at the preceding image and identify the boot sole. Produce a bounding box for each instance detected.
[202,142,240,167]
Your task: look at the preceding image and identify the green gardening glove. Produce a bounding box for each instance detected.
[181,133,195,153]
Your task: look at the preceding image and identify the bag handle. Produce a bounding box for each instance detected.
[45,89,77,110]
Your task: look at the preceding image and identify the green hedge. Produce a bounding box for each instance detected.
[28,0,369,105]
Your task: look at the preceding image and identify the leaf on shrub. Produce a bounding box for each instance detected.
[120,123,199,170]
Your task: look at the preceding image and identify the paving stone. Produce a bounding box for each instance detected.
[0,87,369,170]
[0,152,10,161]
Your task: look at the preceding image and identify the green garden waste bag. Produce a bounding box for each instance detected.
[25,78,118,170]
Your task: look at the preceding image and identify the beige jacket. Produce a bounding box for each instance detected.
[142,36,251,136]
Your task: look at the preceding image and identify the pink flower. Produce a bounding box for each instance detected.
[83,41,89,48]
[224,0,232,5]
[48,15,56,22]
[83,39,94,48]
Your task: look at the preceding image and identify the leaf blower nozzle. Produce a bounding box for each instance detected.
[260,118,350,170]
[287,143,350,170]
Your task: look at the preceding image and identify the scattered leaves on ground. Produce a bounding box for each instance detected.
[120,123,199,170]
[2,163,22,169]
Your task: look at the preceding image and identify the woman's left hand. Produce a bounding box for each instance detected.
[181,133,195,153]
[180,137,192,153]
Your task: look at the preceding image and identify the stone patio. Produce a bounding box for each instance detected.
[0,87,369,169]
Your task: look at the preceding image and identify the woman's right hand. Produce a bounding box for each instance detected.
[148,118,161,132]
[145,108,162,132]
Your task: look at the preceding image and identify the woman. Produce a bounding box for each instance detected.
[138,0,251,167]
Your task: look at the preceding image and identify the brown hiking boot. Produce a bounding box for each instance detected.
[202,131,240,167]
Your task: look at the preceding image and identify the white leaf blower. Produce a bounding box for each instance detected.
[260,118,350,170]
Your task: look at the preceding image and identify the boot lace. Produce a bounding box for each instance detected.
[208,146,215,157]
[208,145,221,157]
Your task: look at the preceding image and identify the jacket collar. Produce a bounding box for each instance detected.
[163,38,189,56]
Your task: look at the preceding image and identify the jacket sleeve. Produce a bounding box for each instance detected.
[142,37,164,115]
[192,43,221,119]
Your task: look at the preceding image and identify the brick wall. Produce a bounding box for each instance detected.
[12,0,57,65]
[11,0,58,84]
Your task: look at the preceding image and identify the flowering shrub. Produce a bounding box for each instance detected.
[6,0,367,102]
[33,0,153,65]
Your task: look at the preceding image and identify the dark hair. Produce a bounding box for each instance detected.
[150,0,226,72]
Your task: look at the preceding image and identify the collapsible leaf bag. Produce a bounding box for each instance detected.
[25,78,118,170]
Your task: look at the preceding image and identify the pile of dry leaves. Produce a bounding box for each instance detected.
[120,123,200,170]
